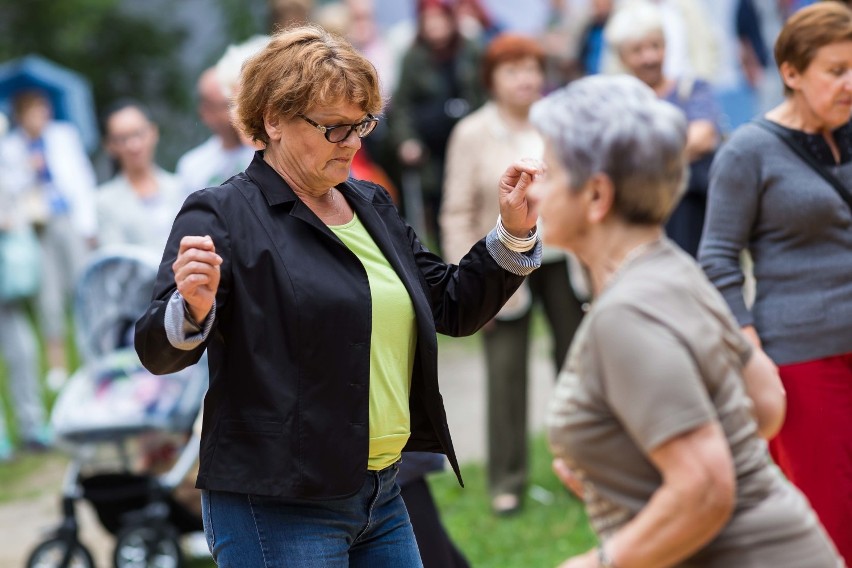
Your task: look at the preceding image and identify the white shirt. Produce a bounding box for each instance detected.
[96,168,184,254]
[0,122,98,238]
[175,136,254,197]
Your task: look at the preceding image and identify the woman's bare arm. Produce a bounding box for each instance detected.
[558,422,735,568]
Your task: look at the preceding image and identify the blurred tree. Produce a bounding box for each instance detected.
[220,0,265,41]
[0,0,277,172]
[0,0,189,130]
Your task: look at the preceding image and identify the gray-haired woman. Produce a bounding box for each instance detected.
[603,0,723,258]
[531,75,843,567]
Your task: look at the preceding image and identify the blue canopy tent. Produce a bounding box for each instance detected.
[0,54,99,153]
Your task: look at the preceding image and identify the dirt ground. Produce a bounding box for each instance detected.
[0,338,558,567]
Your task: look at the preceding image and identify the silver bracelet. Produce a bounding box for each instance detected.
[597,544,618,568]
[496,215,537,253]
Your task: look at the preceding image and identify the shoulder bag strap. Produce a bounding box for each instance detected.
[753,117,852,211]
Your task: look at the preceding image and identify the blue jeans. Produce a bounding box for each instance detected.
[201,463,423,567]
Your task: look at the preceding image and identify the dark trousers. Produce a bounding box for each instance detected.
[401,478,470,568]
[484,259,584,498]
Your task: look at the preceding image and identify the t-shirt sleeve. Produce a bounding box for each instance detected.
[590,305,717,453]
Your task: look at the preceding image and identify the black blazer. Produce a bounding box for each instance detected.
[135,153,525,499]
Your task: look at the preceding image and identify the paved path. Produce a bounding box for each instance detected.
[0,336,558,567]
[438,336,559,464]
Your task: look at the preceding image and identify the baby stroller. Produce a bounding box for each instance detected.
[26,246,208,568]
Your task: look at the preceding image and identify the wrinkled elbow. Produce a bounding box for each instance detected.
[694,467,736,530]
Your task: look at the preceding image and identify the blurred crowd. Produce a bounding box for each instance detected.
[0,0,850,564]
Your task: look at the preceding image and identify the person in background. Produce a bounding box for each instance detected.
[0,90,98,391]
[441,33,585,516]
[605,0,723,257]
[134,26,540,567]
[99,99,209,558]
[0,111,51,461]
[601,0,719,84]
[391,0,486,246]
[699,3,852,562]
[268,0,313,31]
[536,74,842,568]
[538,0,614,87]
[396,452,470,568]
[576,0,615,76]
[97,100,184,254]
[454,0,504,46]
[213,34,271,150]
[345,0,399,98]
[175,68,255,198]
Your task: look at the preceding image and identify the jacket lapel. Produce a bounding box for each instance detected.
[341,180,433,327]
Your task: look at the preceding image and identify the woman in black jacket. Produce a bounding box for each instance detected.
[135,25,541,568]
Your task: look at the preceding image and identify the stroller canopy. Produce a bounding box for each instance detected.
[74,245,163,363]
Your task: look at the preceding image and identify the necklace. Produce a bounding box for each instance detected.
[602,238,663,292]
[324,188,347,223]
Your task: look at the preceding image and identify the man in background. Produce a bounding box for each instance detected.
[175,67,254,197]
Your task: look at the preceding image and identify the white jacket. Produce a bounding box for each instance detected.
[0,121,98,238]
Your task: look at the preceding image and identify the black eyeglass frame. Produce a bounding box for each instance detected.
[298,113,379,143]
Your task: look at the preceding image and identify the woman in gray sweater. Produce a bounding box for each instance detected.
[699,4,852,563]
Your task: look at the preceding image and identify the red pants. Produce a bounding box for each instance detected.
[769,352,852,565]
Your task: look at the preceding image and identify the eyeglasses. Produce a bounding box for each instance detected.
[298,113,379,143]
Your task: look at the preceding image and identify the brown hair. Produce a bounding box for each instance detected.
[482,33,545,91]
[234,25,383,145]
[775,2,852,94]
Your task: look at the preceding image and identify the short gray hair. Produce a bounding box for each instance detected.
[530,74,687,225]
[604,1,664,49]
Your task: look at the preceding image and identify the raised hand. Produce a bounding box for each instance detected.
[173,235,222,323]
[498,158,543,238]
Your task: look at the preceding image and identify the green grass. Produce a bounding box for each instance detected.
[0,452,66,503]
[429,434,596,567]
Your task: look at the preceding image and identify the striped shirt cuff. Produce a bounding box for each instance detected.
[486,227,542,276]
[164,291,216,350]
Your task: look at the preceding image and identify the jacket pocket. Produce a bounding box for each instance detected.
[208,417,296,486]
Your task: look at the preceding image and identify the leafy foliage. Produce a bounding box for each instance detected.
[0,0,190,124]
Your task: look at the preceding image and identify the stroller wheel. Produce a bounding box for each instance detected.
[26,537,96,568]
[113,522,183,568]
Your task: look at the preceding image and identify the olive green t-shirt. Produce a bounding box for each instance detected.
[547,239,841,567]
[330,213,417,471]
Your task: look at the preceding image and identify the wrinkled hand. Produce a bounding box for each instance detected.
[499,158,542,237]
[173,235,222,323]
[552,458,583,499]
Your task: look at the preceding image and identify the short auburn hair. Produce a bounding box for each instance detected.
[482,33,545,91]
[775,2,852,94]
[235,25,383,145]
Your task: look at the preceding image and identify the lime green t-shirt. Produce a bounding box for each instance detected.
[329,213,418,470]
